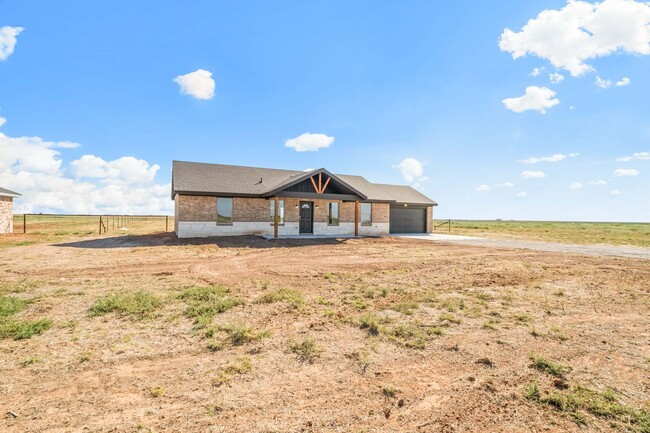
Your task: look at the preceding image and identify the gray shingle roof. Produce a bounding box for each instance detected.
[0,187,21,198]
[172,161,437,205]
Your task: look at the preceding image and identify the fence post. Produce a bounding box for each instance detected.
[165,216,168,232]
[99,216,102,234]
[448,220,451,231]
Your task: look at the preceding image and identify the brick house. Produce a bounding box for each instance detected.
[172,161,437,239]
[0,187,21,234]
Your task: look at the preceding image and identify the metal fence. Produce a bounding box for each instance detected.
[14,214,173,235]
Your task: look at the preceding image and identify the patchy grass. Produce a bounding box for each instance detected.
[0,318,52,340]
[254,288,305,307]
[439,312,461,325]
[527,383,650,431]
[90,291,160,319]
[529,354,571,377]
[206,323,270,350]
[0,295,29,317]
[179,285,242,327]
[358,313,382,335]
[289,338,324,363]
[382,384,401,399]
[150,386,165,398]
[212,357,253,387]
[390,301,418,316]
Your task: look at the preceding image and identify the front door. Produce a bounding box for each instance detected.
[299,201,313,234]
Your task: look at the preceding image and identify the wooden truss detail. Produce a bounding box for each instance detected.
[310,173,331,194]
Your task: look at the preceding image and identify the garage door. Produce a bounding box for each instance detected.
[389,206,426,234]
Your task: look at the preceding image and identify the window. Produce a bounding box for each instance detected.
[216,197,233,225]
[269,200,285,225]
[327,202,339,226]
[361,203,372,226]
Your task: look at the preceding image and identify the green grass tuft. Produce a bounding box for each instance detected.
[90,291,160,319]
[0,318,52,340]
[529,354,571,377]
[255,288,305,307]
[289,338,324,363]
[179,285,242,327]
[0,296,29,317]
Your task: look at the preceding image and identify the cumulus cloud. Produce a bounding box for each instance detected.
[614,168,640,176]
[530,67,545,77]
[498,0,650,77]
[617,152,649,161]
[496,182,515,187]
[0,26,24,61]
[519,153,579,164]
[0,116,5,127]
[394,158,427,183]
[0,132,171,214]
[284,133,334,152]
[595,76,612,88]
[590,179,607,185]
[517,192,528,197]
[521,170,546,179]
[615,77,631,86]
[549,72,565,84]
[610,189,621,195]
[476,184,491,192]
[174,69,215,100]
[502,86,559,114]
[569,182,584,189]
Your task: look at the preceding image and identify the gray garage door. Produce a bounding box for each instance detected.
[389,206,426,234]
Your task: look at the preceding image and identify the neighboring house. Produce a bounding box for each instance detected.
[0,187,21,234]
[171,161,437,239]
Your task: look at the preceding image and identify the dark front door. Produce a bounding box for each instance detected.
[299,201,313,234]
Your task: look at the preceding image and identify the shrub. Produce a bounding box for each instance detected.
[290,338,324,363]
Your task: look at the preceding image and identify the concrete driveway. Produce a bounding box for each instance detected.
[393,233,650,260]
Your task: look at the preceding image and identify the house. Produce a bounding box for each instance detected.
[0,187,21,234]
[171,161,437,238]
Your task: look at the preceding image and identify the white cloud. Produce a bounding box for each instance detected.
[0,116,5,127]
[615,77,631,86]
[610,189,621,195]
[71,155,160,184]
[496,182,515,187]
[617,152,649,161]
[502,86,559,114]
[0,26,24,61]
[549,72,565,83]
[174,69,215,100]
[569,182,584,189]
[521,170,546,179]
[476,184,491,192]
[0,132,171,214]
[595,76,612,88]
[499,0,650,77]
[590,179,607,185]
[285,133,334,152]
[394,158,426,183]
[614,168,640,176]
[520,153,579,164]
[530,67,545,77]
[517,192,528,197]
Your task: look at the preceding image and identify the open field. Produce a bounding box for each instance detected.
[446,220,650,247]
[1,226,649,432]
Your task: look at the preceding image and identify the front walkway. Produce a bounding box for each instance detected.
[393,233,650,260]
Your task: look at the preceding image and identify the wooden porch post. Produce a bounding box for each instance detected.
[274,197,279,239]
[354,201,359,237]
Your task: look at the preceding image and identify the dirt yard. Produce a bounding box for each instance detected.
[1,233,649,432]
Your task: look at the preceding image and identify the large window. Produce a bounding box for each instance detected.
[216,197,233,225]
[360,203,372,226]
[327,202,339,226]
[269,200,285,225]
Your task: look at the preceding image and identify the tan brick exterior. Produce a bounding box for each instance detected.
[426,206,433,233]
[177,195,217,222]
[233,197,271,222]
[0,196,14,234]
[372,203,390,223]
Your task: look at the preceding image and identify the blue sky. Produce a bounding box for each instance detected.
[0,0,649,221]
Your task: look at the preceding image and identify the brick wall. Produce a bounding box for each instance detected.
[372,203,390,223]
[0,196,14,234]
[177,195,216,222]
[233,197,270,222]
